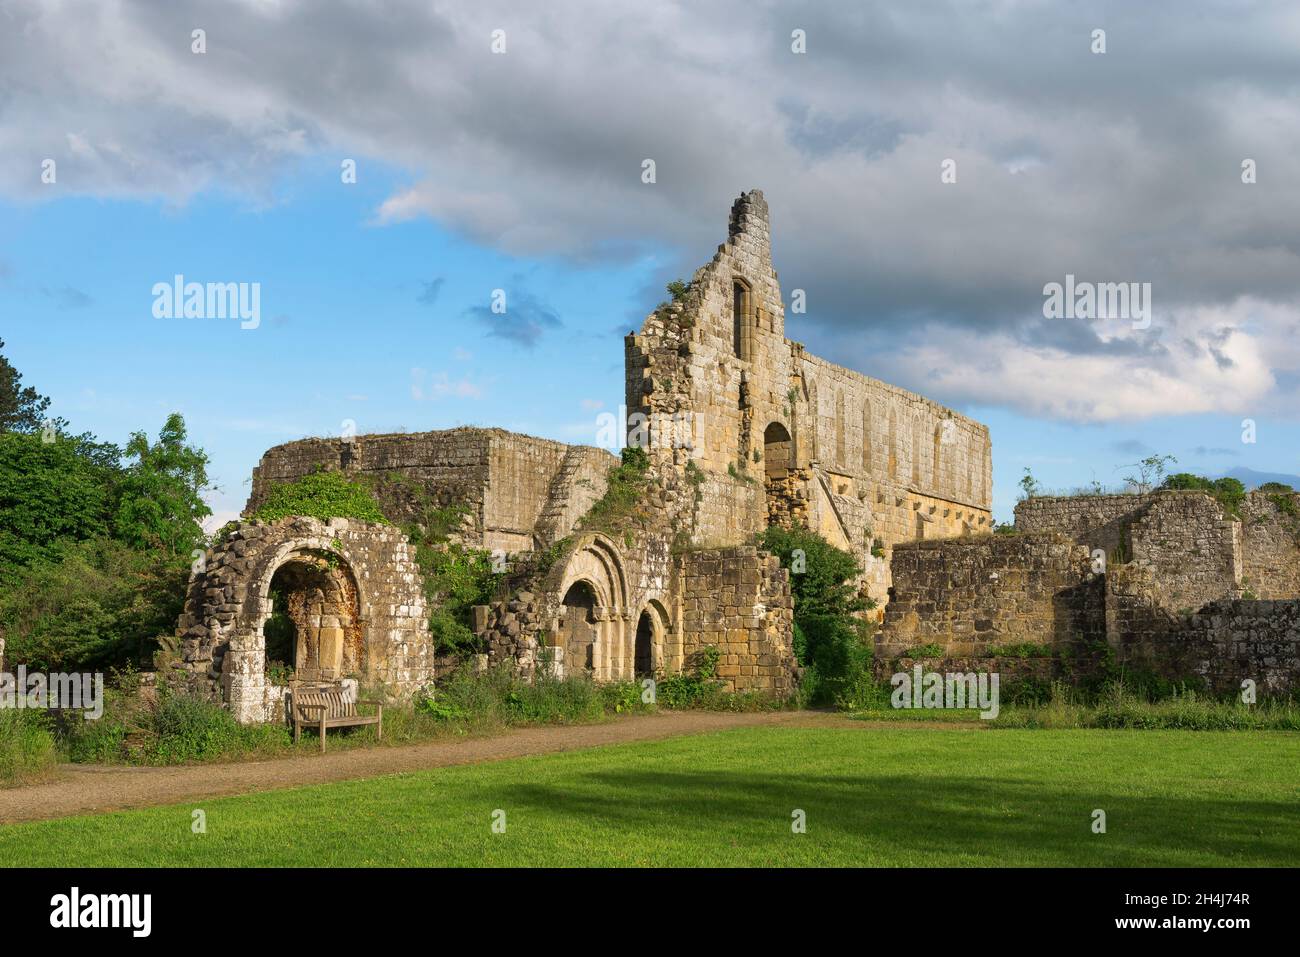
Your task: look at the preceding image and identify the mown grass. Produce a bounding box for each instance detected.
[1,725,1296,867]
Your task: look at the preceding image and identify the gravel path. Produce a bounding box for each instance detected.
[0,710,853,824]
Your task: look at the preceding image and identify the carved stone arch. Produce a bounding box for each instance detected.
[227,533,370,723]
[176,516,430,725]
[634,598,672,678]
[548,532,632,680]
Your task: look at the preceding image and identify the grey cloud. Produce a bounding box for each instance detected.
[463,288,561,349]
[3,0,1300,418]
[417,278,445,306]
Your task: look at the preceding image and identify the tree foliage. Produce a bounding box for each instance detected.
[757,525,871,702]
[0,338,58,434]
[112,413,212,556]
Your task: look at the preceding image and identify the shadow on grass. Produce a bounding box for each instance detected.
[476,766,1299,866]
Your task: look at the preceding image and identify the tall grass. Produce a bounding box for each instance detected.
[849,678,1300,731]
[0,710,58,787]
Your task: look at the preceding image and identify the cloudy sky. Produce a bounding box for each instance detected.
[3,0,1299,523]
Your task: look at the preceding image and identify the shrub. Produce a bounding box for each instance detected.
[252,470,388,524]
[0,538,189,672]
[757,525,873,705]
[1160,473,1246,518]
[580,446,651,533]
[0,710,58,787]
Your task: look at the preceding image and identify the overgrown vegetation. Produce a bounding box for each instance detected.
[578,445,651,534]
[0,343,210,672]
[1159,472,1247,518]
[0,711,57,788]
[251,469,388,524]
[756,525,873,705]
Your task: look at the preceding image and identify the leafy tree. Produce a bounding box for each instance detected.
[757,526,871,702]
[1018,467,1041,500]
[0,432,116,579]
[112,413,212,556]
[1121,453,1177,494]
[0,338,61,434]
[0,539,188,671]
[1160,472,1246,516]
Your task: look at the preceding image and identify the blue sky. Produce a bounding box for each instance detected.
[3,1,1299,526]
[4,162,1298,527]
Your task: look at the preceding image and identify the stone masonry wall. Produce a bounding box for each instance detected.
[1240,492,1300,599]
[676,545,798,695]
[1014,494,1144,558]
[877,533,1105,657]
[1189,599,1300,695]
[175,516,431,723]
[1127,491,1241,613]
[246,427,613,554]
[625,190,992,615]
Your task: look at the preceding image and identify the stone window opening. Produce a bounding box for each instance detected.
[560,580,598,672]
[911,415,923,485]
[733,279,753,362]
[260,551,362,687]
[634,610,655,678]
[887,408,898,479]
[763,421,795,525]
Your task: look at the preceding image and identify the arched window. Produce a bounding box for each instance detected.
[806,379,819,462]
[733,280,752,362]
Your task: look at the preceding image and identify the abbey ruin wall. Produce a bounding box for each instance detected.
[878,534,1104,658]
[246,427,615,554]
[625,191,992,612]
[877,489,1300,694]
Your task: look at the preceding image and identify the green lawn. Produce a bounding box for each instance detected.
[2,725,1297,866]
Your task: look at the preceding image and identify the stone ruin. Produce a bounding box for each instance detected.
[176,189,1002,721]
[876,489,1300,694]
[172,189,1300,720]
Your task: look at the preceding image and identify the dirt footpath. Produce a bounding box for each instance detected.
[0,710,855,824]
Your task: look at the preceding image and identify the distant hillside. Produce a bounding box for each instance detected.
[1216,466,1300,490]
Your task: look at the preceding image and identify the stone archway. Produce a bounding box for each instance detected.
[763,421,800,526]
[262,549,362,684]
[175,516,431,724]
[547,533,631,680]
[560,580,598,673]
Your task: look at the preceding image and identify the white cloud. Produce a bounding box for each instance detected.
[410,367,484,400]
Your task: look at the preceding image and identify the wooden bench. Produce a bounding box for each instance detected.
[292,688,383,753]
